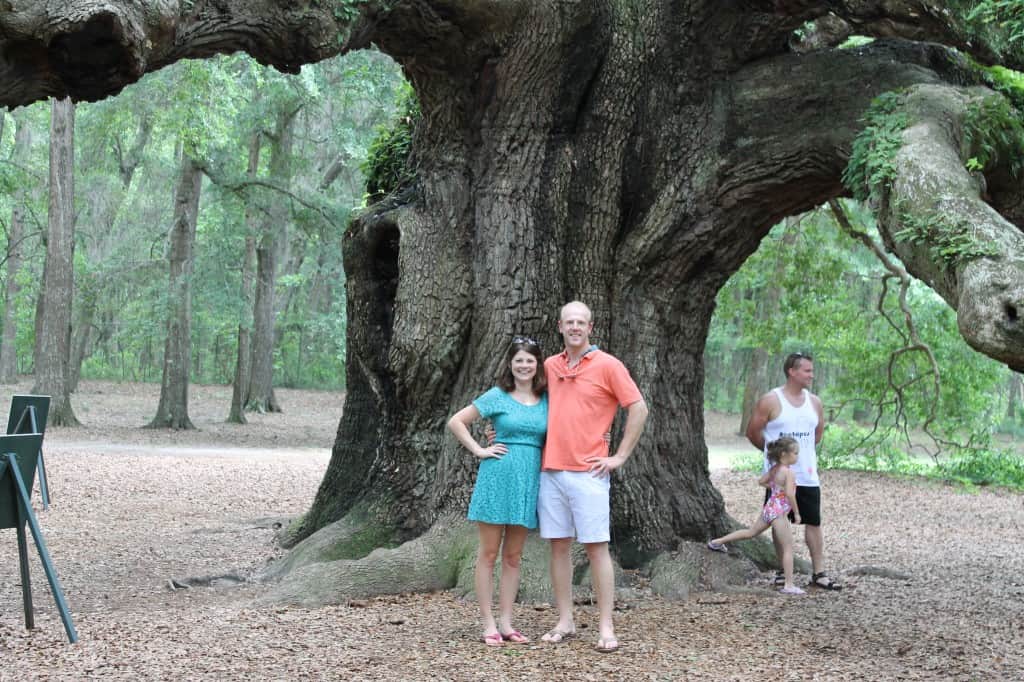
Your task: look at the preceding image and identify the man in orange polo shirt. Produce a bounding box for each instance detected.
[538,301,648,653]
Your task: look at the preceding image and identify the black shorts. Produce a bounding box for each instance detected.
[764,485,821,526]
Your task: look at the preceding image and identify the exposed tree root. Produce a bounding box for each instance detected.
[845,565,913,580]
[257,515,477,607]
[649,539,810,600]
[261,518,803,607]
[261,506,399,581]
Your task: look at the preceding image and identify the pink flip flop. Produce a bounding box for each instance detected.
[500,630,530,644]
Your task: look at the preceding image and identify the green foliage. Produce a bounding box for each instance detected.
[331,0,363,23]
[980,64,1024,111]
[729,450,764,473]
[892,210,1000,268]
[962,0,1024,56]
[838,35,875,50]
[362,82,421,203]
[0,49,406,392]
[707,201,1012,467]
[815,424,1024,490]
[818,424,931,476]
[962,93,1024,177]
[938,447,1024,488]
[843,92,909,201]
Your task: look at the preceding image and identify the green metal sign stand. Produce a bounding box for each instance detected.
[0,433,77,643]
[7,395,51,509]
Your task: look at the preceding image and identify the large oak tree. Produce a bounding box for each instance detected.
[2,1,1022,603]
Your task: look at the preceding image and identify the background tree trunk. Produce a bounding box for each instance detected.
[32,97,79,426]
[147,150,203,429]
[228,133,262,424]
[1009,372,1023,422]
[67,294,95,393]
[739,223,797,435]
[247,109,297,413]
[0,111,32,383]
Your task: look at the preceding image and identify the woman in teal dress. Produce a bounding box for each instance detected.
[448,336,547,647]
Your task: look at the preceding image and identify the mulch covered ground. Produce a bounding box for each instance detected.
[1,381,1021,680]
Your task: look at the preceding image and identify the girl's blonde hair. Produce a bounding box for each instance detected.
[766,436,798,465]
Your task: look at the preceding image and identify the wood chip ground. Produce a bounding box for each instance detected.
[1,381,1021,680]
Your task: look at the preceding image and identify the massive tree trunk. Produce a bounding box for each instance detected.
[2,2,1023,603]
[32,97,79,426]
[147,150,203,430]
[228,133,262,424]
[281,6,1024,603]
[0,111,32,383]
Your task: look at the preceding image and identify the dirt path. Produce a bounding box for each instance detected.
[1,381,1021,680]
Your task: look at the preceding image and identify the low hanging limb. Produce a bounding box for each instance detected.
[828,199,972,461]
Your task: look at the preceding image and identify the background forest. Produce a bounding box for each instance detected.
[0,51,405,398]
[0,46,1021,478]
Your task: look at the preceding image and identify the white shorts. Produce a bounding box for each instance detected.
[538,470,610,544]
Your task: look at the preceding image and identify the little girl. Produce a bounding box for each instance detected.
[707,437,805,595]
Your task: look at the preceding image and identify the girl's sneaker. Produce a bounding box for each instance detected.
[706,541,728,553]
[779,585,806,595]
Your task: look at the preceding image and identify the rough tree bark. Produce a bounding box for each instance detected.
[147,149,203,430]
[0,110,32,383]
[2,2,1023,603]
[32,97,79,426]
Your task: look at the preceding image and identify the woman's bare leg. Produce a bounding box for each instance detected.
[497,525,528,637]
[475,523,503,637]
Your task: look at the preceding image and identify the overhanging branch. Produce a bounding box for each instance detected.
[867,83,1024,372]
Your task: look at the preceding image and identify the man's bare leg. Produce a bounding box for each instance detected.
[584,541,617,651]
[542,537,575,641]
[805,523,824,574]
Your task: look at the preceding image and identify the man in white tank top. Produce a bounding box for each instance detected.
[746,352,841,590]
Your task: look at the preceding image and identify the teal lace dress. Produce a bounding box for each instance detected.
[467,387,548,528]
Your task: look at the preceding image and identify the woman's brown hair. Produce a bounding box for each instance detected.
[496,336,547,396]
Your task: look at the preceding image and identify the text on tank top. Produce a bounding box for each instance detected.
[762,387,820,487]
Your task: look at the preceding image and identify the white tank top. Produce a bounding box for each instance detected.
[762,387,819,486]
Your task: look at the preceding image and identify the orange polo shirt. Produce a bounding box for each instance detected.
[542,348,643,471]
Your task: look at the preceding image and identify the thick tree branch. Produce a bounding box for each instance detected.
[871,84,1024,372]
[0,0,378,108]
[717,40,962,238]
[742,1,1015,69]
[0,0,530,109]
